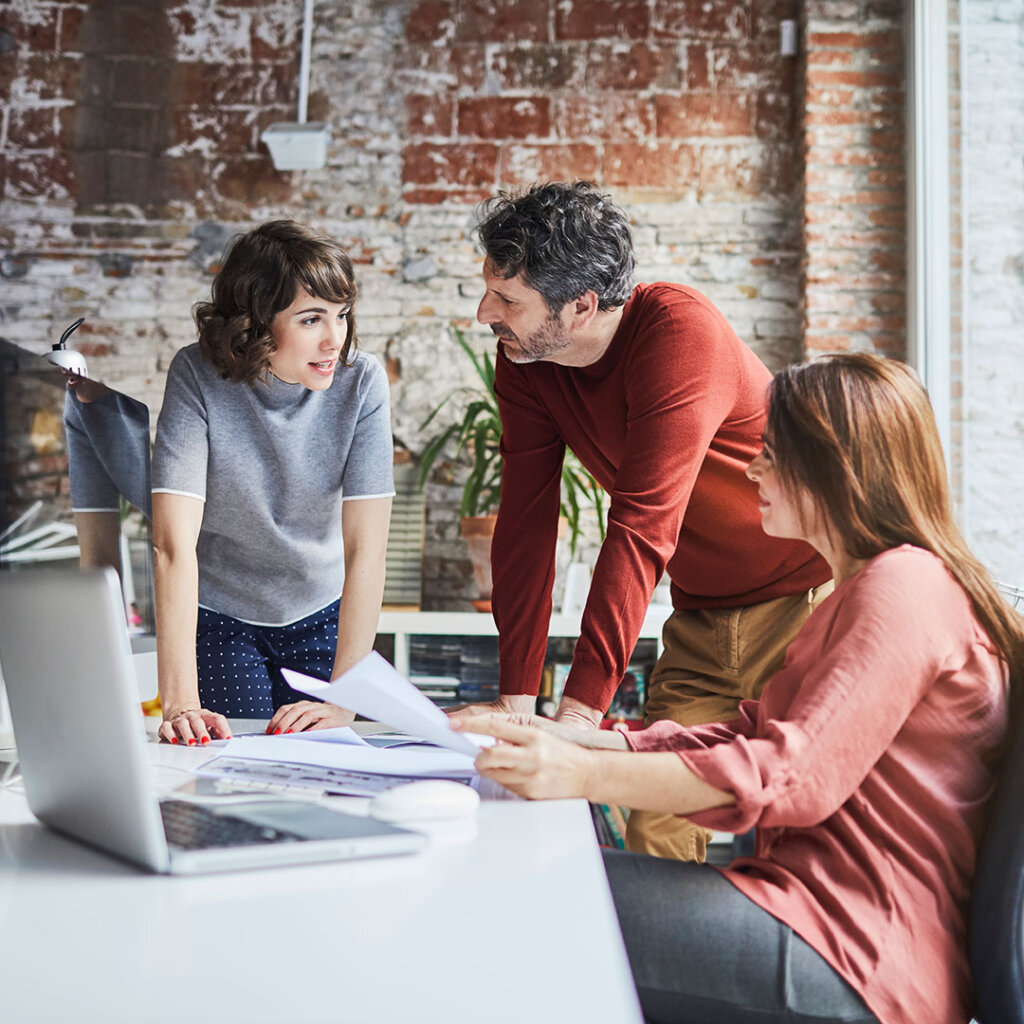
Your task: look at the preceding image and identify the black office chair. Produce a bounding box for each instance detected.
[969,590,1024,1024]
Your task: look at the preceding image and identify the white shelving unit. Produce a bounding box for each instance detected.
[376,604,672,676]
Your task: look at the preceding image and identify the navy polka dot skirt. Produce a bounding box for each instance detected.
[195,599,340,716]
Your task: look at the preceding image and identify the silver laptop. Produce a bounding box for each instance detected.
[0,567,427,874]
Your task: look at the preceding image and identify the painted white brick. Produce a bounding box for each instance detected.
[964,0,1024,583]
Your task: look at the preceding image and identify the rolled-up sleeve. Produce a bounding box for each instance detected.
[626,550,980,834]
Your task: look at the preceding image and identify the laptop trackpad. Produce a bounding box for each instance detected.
[228,801,409,839]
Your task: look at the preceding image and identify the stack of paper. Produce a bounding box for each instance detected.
[281,652,492,756]
[198,652,492,797]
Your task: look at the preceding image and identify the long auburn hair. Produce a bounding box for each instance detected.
[195,220,357,385]
[767,352,1023,684]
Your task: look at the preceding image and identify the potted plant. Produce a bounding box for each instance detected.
[418,325,606,608]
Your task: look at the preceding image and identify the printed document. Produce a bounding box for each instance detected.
[197,653,492,795]
[281,652,493,757]
[216,734,477,776]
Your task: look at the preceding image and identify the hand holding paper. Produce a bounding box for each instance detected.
[281,652,494,757]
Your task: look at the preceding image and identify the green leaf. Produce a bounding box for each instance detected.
[481,349,496,393]
[453,326,492,394]
[419,393,453,432]
[417,422,461,487]
[559,449,607,556]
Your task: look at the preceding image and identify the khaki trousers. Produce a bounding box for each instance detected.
[624,582,834,862]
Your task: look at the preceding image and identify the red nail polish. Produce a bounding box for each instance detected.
[285,729,294,734]
[188,738,196,746]
[273,728,282,735]
[201,736,210,745]
[171,737,179,745]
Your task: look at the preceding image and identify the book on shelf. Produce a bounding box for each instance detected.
[409,674,460,703]
[606,662,646,722]
[401,634,502,707]
[590,803,628,849]
[458,635,500,703]
[538,654,652,725]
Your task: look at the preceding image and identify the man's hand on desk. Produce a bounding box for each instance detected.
[266,701,356,735]
[447,694,604,733]
[445,692,537,723]
[553,695,603,731]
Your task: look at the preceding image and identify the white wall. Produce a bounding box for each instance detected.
[964,1,1024,585]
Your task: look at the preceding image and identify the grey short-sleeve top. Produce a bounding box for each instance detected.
[152,343,394,626]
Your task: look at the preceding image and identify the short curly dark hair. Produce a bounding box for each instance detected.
[195,220,358,385]
[475,181,635,312]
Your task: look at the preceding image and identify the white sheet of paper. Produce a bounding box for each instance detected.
[218,735,477,776]
[207,726,370,749]
[274,726,370,746]
[281,652,493,757]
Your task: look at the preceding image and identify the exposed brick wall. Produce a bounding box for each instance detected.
[801,1,907,357]
[1,360,69,518]
[1,0,301,220]
[399,0,800,207]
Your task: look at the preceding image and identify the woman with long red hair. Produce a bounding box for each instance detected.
[456,352,1022,1024]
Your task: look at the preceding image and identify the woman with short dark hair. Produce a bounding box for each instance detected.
[456,352,1022,1024]
[152,221,393,744]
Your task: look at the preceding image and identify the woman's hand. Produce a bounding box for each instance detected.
[159,707,231,745]
[454,711,630,749]
[266,701,356,734]
[456,714,598,800]
[61,369,111,403]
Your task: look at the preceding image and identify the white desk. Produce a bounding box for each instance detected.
[0,727,642,1024]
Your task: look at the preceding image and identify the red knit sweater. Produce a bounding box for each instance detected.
[491,282,830,710]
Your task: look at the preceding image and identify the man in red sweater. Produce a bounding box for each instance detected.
[460,182,831,860]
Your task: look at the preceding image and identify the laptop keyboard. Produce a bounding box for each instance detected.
[160,799,302,850]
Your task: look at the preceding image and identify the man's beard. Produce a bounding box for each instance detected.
[490,311,571,364]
